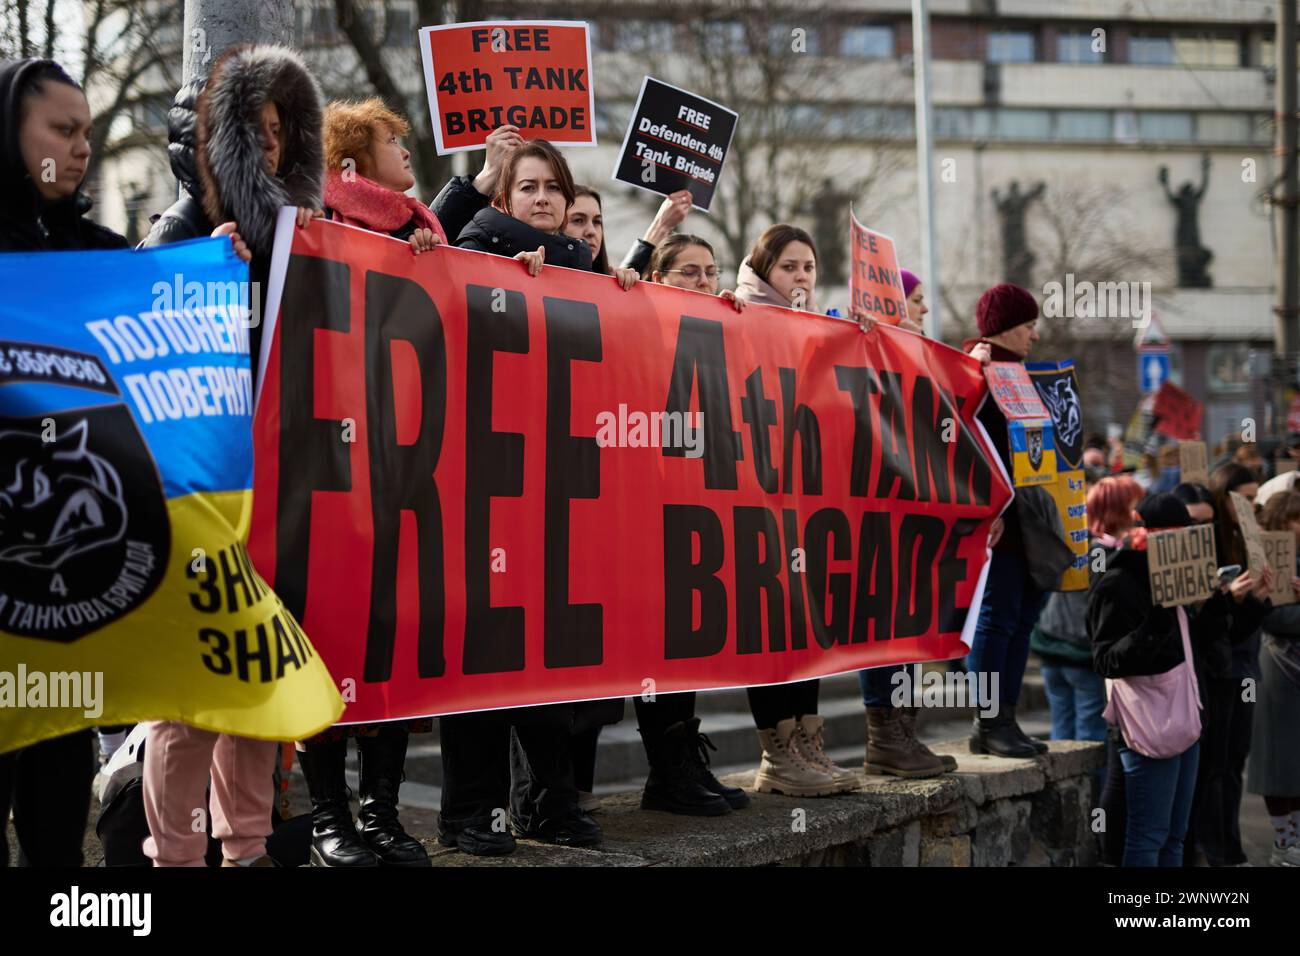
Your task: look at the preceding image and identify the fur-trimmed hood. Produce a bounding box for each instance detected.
[196,44,323,259]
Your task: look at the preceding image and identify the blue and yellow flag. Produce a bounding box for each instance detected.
[0,238,342,753]
[1008,417,1057,487]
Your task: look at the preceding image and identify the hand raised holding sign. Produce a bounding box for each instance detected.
[473,124,524,195]
[643,190,693,246]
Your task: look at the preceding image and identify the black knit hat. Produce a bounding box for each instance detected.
[1137,493,1192,530]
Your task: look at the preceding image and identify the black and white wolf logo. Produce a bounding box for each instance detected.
[0,420,126,570]
[1027,427,1045,471]
[1039,378,1082,455]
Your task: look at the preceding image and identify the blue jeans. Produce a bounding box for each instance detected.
[1041,662,1108,741]
[1118,739,1200,867]
[965,550,1046,706]
[859,664,907,708]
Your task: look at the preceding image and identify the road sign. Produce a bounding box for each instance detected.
[1139,350,1170,393]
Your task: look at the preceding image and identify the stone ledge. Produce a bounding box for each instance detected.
[422,739,1104,867]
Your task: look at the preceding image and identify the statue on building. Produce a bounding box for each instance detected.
[1158,154,1213,288]
[806,178,852,287]
[992,180,1045,288]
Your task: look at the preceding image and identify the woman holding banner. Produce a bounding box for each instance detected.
[136,44,324,868]
[437,140,605,854]
[0,57,129,867]
[730,224,860,796]
[1090,493,1265,866]
[274,98,455,869]
[566,185,639,289]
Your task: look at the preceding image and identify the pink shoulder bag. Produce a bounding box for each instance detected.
[1102,606,1202,759]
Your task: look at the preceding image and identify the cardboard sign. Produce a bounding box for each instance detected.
[1152,381,1203,440]
[611,77,737,212]
[1261,531,1296,606]
[985,362,1051,421]
[250,215,1012,723]
[419,21,596,154]
[1179,440,1209,486]
[1229,491,1268,575]
[1147,525,1218,608]
[849,211,908,327]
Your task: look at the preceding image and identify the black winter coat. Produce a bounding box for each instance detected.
[140,77,213,248]
[430,175,489,246]
[455,205,593,270]
[0,60,127,253]
[1089,546,1235,679]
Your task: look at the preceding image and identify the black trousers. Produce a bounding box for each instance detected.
[633,691,697,737]
[1188,676,1254,866]
[746,680,820,731]
[0,730,94,867]
[439,704,577,831]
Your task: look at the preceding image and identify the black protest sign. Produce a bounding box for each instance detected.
[1147,525,1218,608]
[1026,360,1083,470]
[612,76,738,211]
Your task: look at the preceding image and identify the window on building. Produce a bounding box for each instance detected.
[617,19,674,53]
[837,106,913,139]
[1197,112,1251,143]
[1173,33,1241,67]
[987,30,1035,63]
[1056,31,1104,64]
[1139,111,1194,142]
[995,109,1051,140]
[1207,345,1253,393]
[787,105,827,137]
[702,20,747,56]
[1114,110,1139,142]
[1129,34,1174,65]
[1056,110,1111,141]
[1260,38,1300,68]
[841,25,894,59]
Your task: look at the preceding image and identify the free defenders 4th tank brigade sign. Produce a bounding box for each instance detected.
[612,76,739,212]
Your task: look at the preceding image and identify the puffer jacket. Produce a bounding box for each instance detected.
[195,44,324,263]
[454,204,592,270]
[0,58,126,252]
[139,76,211,248]
[1089,545,1234,679]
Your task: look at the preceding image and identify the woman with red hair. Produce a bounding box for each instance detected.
[1033,477,1144,749]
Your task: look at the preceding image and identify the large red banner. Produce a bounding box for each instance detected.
[250,218,1011,724]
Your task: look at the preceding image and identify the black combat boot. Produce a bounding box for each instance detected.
[1004,705,1049,754]
[679,718,751,809]
[298,740,378,867]
[357,729,430,867]
[639,719,732,816]
[969,713,1040,759]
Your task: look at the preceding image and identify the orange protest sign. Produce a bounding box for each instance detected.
[849,210,908,326]
[419,21,596,154]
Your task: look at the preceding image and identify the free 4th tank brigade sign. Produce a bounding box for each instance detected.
[1147,525,1218,607]
[612,77,739,211]
[419,21,596,154]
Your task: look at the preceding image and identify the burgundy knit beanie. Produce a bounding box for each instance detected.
[976,283,1039,338]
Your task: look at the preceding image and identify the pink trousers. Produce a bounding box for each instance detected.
[141,720,278,866]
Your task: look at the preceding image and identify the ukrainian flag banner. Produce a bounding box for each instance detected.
[0,238,342,753]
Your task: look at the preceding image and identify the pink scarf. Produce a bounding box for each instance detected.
[324,170,446,242]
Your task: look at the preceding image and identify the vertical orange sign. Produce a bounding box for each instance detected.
[849,209,908,326]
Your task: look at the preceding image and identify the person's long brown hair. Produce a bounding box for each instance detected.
[1209,462,1258,567]
[1260,488,1300,532]
[649,233,716,279]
